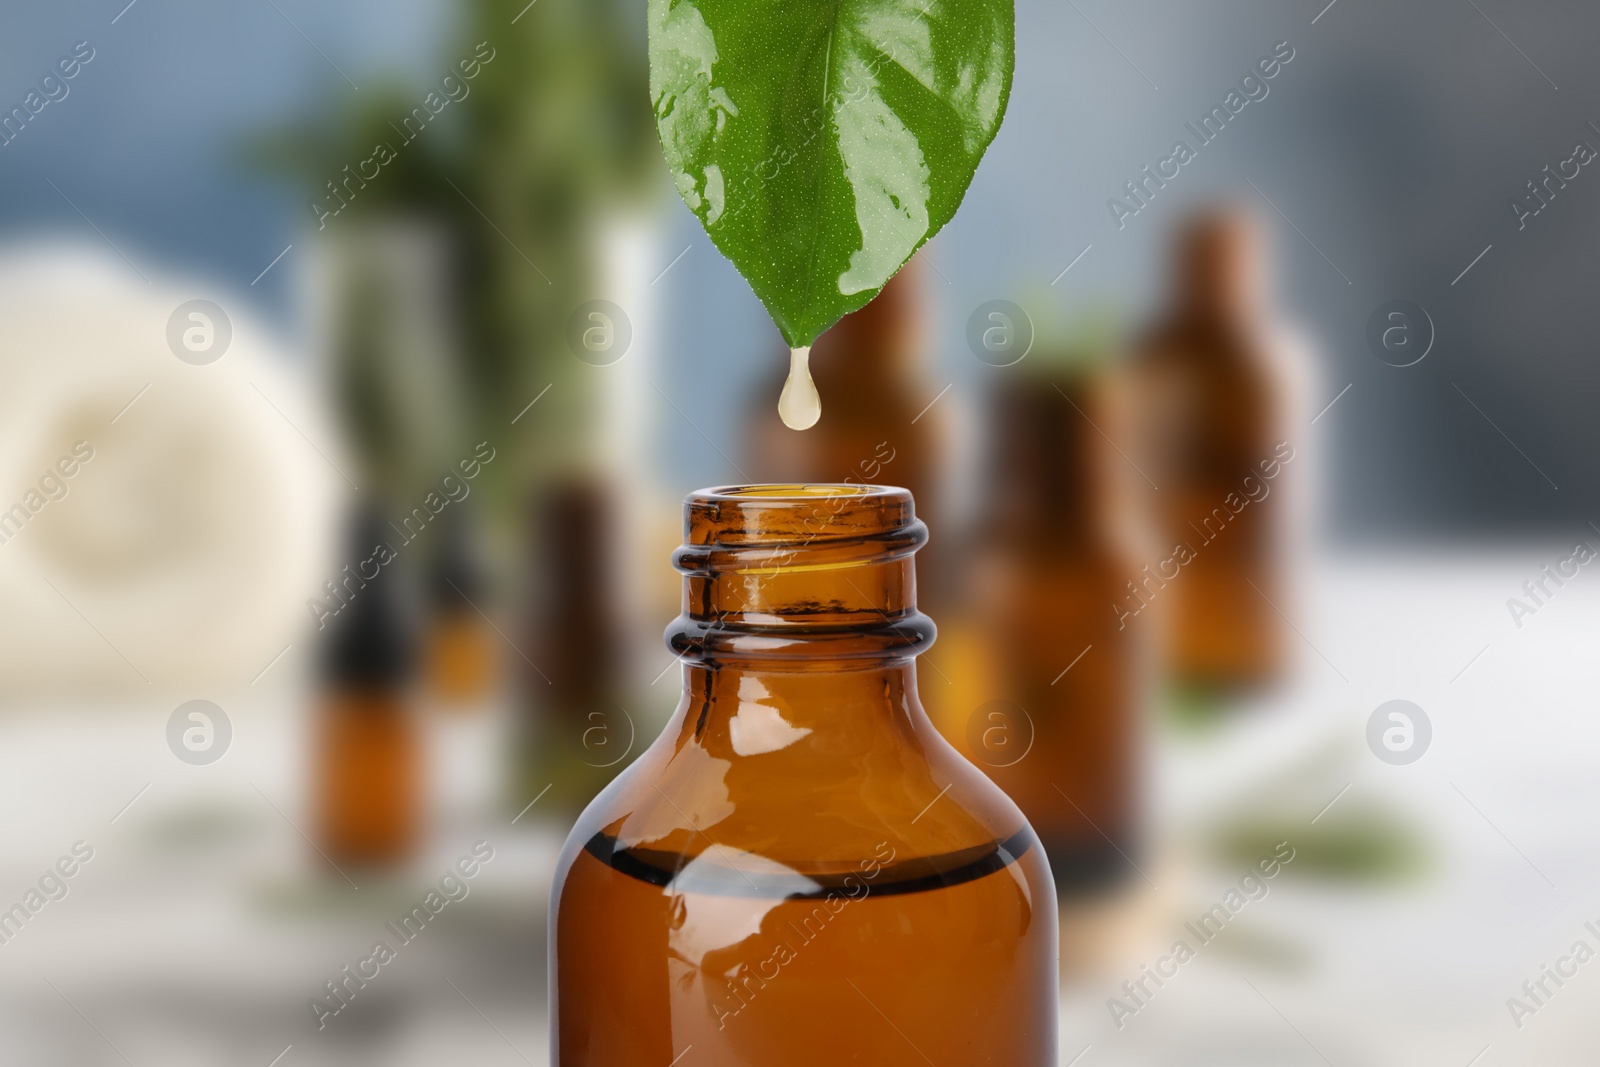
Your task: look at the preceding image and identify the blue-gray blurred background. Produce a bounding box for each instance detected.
[5,0,1596,534]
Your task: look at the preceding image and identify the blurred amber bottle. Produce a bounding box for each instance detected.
[314,509,422,868]
[746,261,947,608]
[551,486,1058,1065]
[517,478,633,817]
[953,355,1143,893]
[1124,209,1292,692]
[424,508,496,709]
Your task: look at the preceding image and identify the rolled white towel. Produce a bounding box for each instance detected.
[0,241,345,700]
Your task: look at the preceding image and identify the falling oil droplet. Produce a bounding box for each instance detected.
[778,345,821,430]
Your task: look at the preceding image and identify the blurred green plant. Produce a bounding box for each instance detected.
[253,0,656,518]
[1018,299,1121,377]
[1160,681,1241,734]
[450,0,656,497]
[1214,803,1431,884]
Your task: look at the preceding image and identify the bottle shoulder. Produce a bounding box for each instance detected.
[553,700,1044,887]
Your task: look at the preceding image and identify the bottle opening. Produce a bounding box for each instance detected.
[683,483,917,542]
[702,483,879,499]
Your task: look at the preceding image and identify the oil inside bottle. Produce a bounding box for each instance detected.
[557,829,1054,1064]
[778,345,821,430]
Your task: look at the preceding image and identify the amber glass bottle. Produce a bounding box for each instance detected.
[314,509,421,868]
[424,508,496,709]
[550,486,1057,1065]
[956,363,1142,893]
[1125,209,1290,691]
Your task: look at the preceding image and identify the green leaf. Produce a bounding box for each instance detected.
[650,0,1014,347]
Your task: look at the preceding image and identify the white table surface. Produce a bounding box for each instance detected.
[1,548,1595,1065]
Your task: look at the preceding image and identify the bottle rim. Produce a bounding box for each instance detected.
[682,483,916,547]
[690,483,899,502]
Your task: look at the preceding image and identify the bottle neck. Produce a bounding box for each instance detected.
[672,658,923,749]
[667,485,935,672]
[1165,208,1263,329]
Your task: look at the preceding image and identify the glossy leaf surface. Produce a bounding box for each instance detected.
[650,0,1014,346]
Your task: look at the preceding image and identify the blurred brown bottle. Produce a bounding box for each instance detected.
[746,260,946,608]
[517,478,633,817]
[951,351,1143,894]
[314,508,422,869]
[423,507,496,709]
[1124,209,1293,693]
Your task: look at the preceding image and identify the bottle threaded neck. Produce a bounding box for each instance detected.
[666,484,934,667]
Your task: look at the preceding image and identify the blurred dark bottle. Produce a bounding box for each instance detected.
[424,507,496,709]
[517,478,633,817]
[1124,209,1292,693]
[946,347,1143,894]
[314,507,422,868]
[746,260,945,608]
